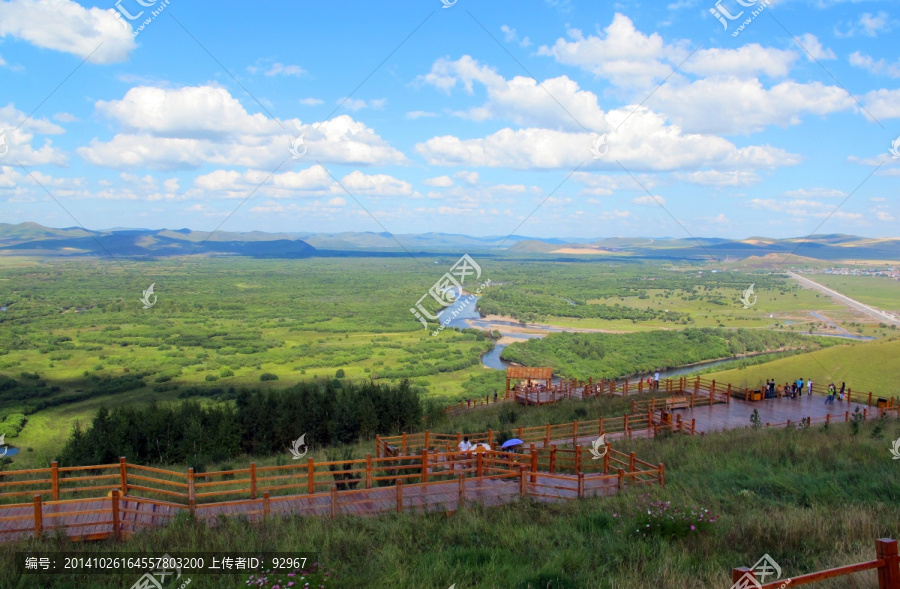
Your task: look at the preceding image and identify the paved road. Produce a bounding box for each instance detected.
[787,272,900,326]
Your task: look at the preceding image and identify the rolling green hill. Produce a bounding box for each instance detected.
[705,338,900,395]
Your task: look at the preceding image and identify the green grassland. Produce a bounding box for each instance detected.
[0,256,894,468]
[2,408,898,588]
[806,274,900,313]
[704,337,900,395]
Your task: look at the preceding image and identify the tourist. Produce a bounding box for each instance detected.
[770,379,776,398]
[467,398,471,409]
[654,371,660,390]
[458,436,472,453]
[493,390,498,403]
[789,382,796,398]
[839,382,846,401]
[826,383,836,405]
[807,379,813,396]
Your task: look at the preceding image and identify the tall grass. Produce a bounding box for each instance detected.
[1,417,898,588]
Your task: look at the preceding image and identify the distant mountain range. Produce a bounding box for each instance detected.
[0,222,898,263]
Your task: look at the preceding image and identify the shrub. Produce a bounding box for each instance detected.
[205,374,219,382]
[219,368,234,378]
[335,368,345,378]
[260,373,279,381]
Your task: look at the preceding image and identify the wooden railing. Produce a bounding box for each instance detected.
[376,410,694,458]
[0,445,663,543]
[733,539,900,588]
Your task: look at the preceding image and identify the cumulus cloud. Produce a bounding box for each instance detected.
[0,0,135,63]
[0,105,68,166]
[416,106,800,172]
[850,52,900,78]
[424,175,454,187]
[78,85,406,170]
[672,170,760,186]
[190,165,412,200]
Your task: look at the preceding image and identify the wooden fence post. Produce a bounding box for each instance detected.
[188,467,195,516]
[869,392,873,407]
[530,444,537,484]
[422,450,429,483]
[519,466,527,497]
[577,473,585,499]
[396,479,403,513]
[331,485,338,519]
[629,452,636,472]
[658,464,666,488]
[424,430,430,450]
[624,414,629,438]
[111,489,120,541]
[51,461,59,501]
[598,417,604,436]
[545,423,550,446]
[33,495,42,538]
[603,451,610,475]
[375,435,381,458]
[263,491,270,520]
[573,420,579,446]
[250,463,257,500]
[458,474,466,508]
[576,446,582,474]
[549,447,556,473]
[876,538,900,589]
[476,452,483,478]
[119,457,127,496]
[365,454,372,489]
[617,469,625,491]
[308,458,315,495]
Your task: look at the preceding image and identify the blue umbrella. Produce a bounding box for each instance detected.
[500,438,524,449]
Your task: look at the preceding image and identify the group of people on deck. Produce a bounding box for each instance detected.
[762,378,846,403]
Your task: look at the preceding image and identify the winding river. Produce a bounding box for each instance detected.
[435,294,863,378]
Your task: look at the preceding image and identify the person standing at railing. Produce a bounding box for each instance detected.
[654,371,660,391]
[839,382,846,401]
[826,383,836,405]
[807,379,813,396]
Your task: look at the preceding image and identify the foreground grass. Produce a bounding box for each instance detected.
[2,418,898,588]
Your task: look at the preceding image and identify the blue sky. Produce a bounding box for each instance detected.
[0,0,898,239]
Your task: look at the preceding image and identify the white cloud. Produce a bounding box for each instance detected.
[634,195,666,207]
[501,24,531,48]
[537,14,685,89]
[860,88,900,119]
[681,44,798,78]
[876,211,896,222]
[646,78,856,134]
[783,188,846,199]
[0,105,68,166]
[416,107,800,172]
[79,86,406,170]
[850,52,900,78]
[794,34,836,61]
[424,175,454,187]
[339,98,386,111]
[454,170,479,185]
[190,165,412,200]
[836,11,891,37]
[265,63,304,77]
[672,170,760,186]
[0,0,135,63]
[299,98,324,106]
[407,110,436,119]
